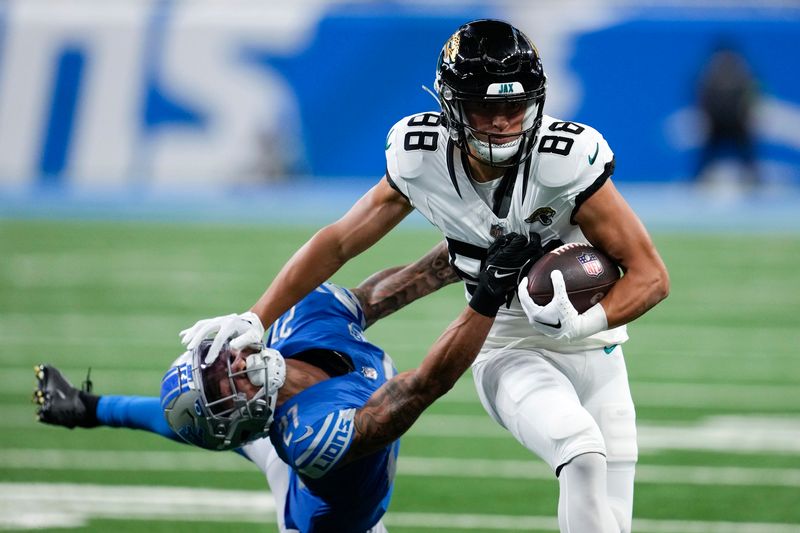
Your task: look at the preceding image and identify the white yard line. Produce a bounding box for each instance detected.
[6,410,800,453]
[6,369,800,409]
[3,449,800,487]
[399,457,800,488]
[395,414,800,454]
[0,483,275,530]
[410,414,800,454]
[435,379,800,407]
[0,483,797,532]
[10,369,800,418]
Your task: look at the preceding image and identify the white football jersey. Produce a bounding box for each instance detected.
[385,111,628,352]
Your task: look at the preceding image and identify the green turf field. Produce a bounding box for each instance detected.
[2,219,799,532]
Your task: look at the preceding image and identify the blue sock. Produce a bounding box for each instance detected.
[96,395,251,459]
[96,395,181,443]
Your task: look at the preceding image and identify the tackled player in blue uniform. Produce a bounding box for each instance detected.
[265,282,400,531]
[34,235,545,532]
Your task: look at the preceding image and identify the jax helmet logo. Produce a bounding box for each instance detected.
[444,33,461,63]
[577,252,604,277]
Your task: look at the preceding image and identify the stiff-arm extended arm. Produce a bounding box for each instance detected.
[351,241,459,328]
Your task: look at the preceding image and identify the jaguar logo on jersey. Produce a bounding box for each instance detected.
[577,252,604,277]
[444,33,460,63]
[525,207,556,226]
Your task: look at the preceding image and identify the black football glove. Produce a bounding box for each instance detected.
[469,232,546,317]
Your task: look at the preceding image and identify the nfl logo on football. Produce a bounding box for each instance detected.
[577,252,604,277]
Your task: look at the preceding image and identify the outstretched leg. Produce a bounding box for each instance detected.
[34,364,179,441]
[33,364,99,428]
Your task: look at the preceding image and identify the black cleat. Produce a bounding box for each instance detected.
[33,364,98,429]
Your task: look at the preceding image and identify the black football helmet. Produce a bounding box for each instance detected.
[434,20,546,167]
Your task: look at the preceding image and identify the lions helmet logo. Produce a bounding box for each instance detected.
[178,424,206,447]
[525,207,556,226]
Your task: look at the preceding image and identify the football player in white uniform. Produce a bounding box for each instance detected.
[184,20,669,533]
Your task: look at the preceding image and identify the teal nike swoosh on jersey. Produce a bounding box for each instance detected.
[603,344,618,355]
[588,143,599,165]
[385,128,394,150]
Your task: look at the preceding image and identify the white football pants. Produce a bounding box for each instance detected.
[472,345,637,533]
[243,439,298,532]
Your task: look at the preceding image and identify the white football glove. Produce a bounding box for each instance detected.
[179,311,265,364]
[517,270,608,342]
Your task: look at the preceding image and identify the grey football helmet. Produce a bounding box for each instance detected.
[160,338,286,451]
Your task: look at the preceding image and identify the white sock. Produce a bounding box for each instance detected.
[558,452,619,532]
[607,460,636,533]
[265,446,299,533]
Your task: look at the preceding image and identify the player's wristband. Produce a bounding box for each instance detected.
[577,303,609,338]
[469,284,504,318]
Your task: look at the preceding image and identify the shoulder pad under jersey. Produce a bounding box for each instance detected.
[385,112,446,183]
[534,116,614,189]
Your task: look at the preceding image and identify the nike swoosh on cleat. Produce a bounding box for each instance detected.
[293,425,315,444]
[534,318,561,329]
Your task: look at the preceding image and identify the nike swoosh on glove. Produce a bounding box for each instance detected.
[517,270,608,342]
[469,233,545,317]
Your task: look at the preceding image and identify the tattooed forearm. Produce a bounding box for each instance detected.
[348,372,432,460]
[343,308,494,464]
[352,241,459,328]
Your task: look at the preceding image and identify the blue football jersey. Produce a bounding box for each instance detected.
[266,282,399,532]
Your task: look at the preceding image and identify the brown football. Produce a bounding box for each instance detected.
[526,243,620,313]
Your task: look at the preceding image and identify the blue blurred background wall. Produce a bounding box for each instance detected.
[0,0,797,191]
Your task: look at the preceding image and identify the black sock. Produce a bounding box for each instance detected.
[78,392,101,428]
